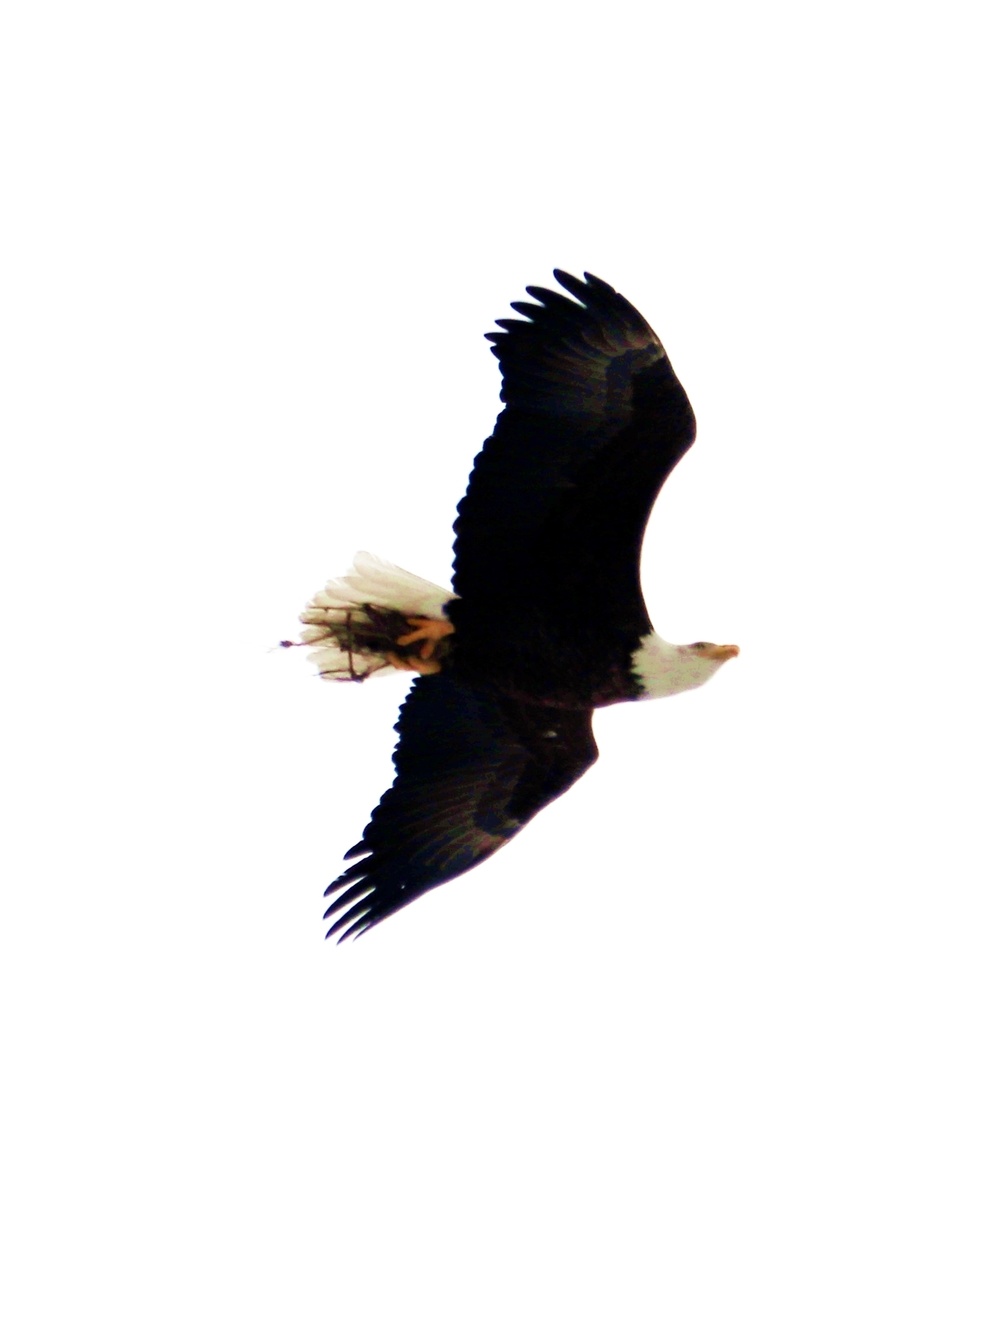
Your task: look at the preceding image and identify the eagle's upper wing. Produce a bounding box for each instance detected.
[452,271,696,635]
[323,673,598,941]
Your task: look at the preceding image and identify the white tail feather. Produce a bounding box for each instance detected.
[292,553,456,682]
[310,552,455,617]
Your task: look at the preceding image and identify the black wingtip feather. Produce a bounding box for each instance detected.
[487,273,635,352]
[322,877,351,905]
[523,284,585,310]
[338,919,374,944]
[328,897,374,937]
[551,268,589,297]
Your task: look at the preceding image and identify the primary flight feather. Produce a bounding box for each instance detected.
[290,271,738,940]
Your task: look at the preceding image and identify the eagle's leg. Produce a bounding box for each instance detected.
[395,616,456,662]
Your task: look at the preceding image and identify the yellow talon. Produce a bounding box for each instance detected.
[396,616,455,662]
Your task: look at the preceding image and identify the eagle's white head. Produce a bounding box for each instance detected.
[631,632,739,700]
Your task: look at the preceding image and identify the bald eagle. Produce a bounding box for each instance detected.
[291,271,738,940]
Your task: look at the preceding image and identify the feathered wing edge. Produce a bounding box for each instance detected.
[485,270,674,434]
[323,674,598,941]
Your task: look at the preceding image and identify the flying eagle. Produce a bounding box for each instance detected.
[291,271,738,940]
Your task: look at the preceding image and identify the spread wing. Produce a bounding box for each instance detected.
[323,674,598,941]
[452,270,696,635]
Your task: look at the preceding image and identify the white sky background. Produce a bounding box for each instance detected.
[3,2,998,1340]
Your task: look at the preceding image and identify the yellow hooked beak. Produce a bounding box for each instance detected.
[694,644,740,662]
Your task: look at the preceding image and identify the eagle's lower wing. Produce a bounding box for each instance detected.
[324,674,598,941]
[452,271,696,633]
